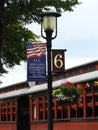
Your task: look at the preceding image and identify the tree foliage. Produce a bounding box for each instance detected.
[0,0,80,74]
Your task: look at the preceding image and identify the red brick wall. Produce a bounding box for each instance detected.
[31,121,98,130]
[0,123,16,130]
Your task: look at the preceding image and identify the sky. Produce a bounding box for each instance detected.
[0,0,98,87]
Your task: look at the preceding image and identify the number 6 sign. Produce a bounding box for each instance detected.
[52,50,66,72]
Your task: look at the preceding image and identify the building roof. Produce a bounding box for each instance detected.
[0,70,98,100]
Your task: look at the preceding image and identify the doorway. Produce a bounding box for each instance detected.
[17,96,30,130]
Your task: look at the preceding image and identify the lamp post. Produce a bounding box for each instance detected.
[40,7,61,130]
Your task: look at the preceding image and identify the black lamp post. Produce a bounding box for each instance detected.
[40,7,61,130]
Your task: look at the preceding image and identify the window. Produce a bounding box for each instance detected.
[82,67,88,73]
[94,106,98,116]
[32,98,37,120]
[77,108,83,117]
[86,107,92,117]
[68,70,74,77]
[71,108,76,118]
[74,69,80,75]
[86,87,92,94]
[0,100,16,122]
[57,109,62,119]
[94,86,98,93]
[62,108,68,118]
[95,95,98,102]
[86,96,92,103]
[89,65,96,71]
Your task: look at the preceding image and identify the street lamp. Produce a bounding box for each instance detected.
[40,7,61,130]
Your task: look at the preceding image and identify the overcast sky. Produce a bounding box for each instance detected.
[0,0,98,87]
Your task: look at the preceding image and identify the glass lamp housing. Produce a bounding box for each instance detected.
[42,16,56,32]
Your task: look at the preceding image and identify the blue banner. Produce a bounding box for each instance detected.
[27,42,46,81]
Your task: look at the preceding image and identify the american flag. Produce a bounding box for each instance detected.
[27,42,46,59]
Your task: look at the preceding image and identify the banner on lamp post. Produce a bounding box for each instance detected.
[52,49,66,73]
[27,42,46,81]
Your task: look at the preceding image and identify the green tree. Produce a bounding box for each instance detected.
[0,0,80,74]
